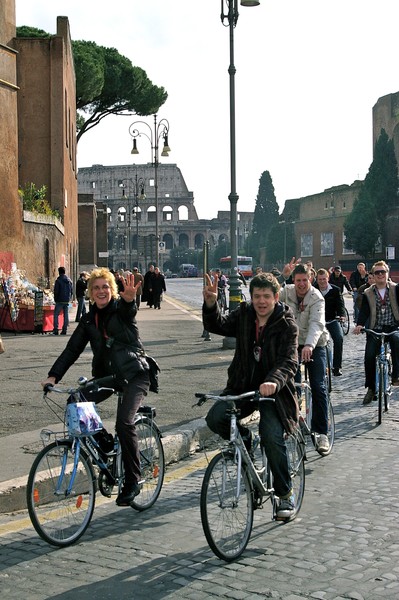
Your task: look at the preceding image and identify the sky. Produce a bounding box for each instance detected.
[16,0,399,219]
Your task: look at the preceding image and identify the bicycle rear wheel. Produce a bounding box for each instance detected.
[341,307,350,336]
[27,440,96,547]
[200,450,253,562]
[285,431,305,519]
[130,418,165,511]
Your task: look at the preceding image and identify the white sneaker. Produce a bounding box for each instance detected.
[276,494,296,519]
[316,433,330,455]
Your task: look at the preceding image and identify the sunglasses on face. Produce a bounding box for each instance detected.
[373,270,387,275]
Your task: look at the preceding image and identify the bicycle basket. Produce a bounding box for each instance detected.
[66,398,103,436]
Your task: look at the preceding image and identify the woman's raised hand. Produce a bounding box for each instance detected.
[203,273,218,308]
[120,273,141,303]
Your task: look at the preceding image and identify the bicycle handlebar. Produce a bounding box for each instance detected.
[361,327,399,337]
[194,391,275,407]
[43,375,117,397]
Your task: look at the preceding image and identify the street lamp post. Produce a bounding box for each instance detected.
[220,0,260,314]
[129,114,170,267]
[133,174,146,269]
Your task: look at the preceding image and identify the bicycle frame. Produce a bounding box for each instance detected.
[375,337,392,425]
[363,328,395,424]
[225,404,273,506]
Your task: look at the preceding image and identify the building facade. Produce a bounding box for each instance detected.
[78,163,253,271]
[0,3,78,287]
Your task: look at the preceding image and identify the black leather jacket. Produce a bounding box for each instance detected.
[48,298,146,384]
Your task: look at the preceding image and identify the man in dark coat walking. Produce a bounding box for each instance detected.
[203,271,299,520]
[53,266,73,335]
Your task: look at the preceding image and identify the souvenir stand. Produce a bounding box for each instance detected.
[0,271,62,334]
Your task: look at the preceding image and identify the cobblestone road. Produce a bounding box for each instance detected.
[2,301,399,599]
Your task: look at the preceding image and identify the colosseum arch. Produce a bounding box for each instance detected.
[178,205,189,220]
[163,233,174,250]
[179,233,189,248]
[162,205,173,222]
[117,206,126,223]
[194,233,205,249]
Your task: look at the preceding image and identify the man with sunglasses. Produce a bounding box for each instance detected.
[353,261,399,404]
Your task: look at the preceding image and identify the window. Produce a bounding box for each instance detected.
[300,234,313,257]
[321,232,334,256]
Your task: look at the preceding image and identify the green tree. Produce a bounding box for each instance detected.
[16,27,168,142]
[74,42,167,142]
[344,128,398,257]
[266,222,296,266]
[364,128,398,245]
[344,187,379,259]
[247,171,279,263]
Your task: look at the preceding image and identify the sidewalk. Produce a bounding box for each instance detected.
[0,294,229,512]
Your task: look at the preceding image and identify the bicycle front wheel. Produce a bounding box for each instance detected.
[285,431,305,518]
[378,364,384,425]
[130,418,165,511]
[200,451,253,562]
[326,397,335,453]
[27,440,96,547]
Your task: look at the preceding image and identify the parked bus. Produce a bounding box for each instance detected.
[179,263,198,277]
[219,256,253,279]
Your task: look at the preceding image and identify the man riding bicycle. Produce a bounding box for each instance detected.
[314,268,346,376]
[353,260,399,404]
[203,271,299,519]
[280,260,331,455]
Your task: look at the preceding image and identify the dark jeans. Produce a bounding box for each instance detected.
[205,399,292,498]
[364,326,399,389]
[326,320,343,370]
[116,372,150,486]
[297,345,328,435]
[53,302,69,333]
[75,296,86,321]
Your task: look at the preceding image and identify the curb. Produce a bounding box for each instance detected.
[0,418,215,514]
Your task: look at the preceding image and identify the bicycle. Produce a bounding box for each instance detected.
[194,391,306,562]
[297,359,335,455]
[362,328,395,425]
[340,306,350,336]
[27,375,165,547]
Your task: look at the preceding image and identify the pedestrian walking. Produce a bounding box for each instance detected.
[52,266,73,335]
[132,267,144,309]
[151,267,166,309]
[75,271,89,322]
[142,265,155,308]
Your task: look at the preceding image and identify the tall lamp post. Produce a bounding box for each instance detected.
[221,0,260,313]
[133,174,146,269]
[129,114,171,267]
[120,177,146,269]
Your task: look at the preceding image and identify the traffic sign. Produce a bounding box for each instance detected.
[159,241,166,253]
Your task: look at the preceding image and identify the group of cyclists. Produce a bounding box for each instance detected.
[42,258,398,519]
[203,257,399,520]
